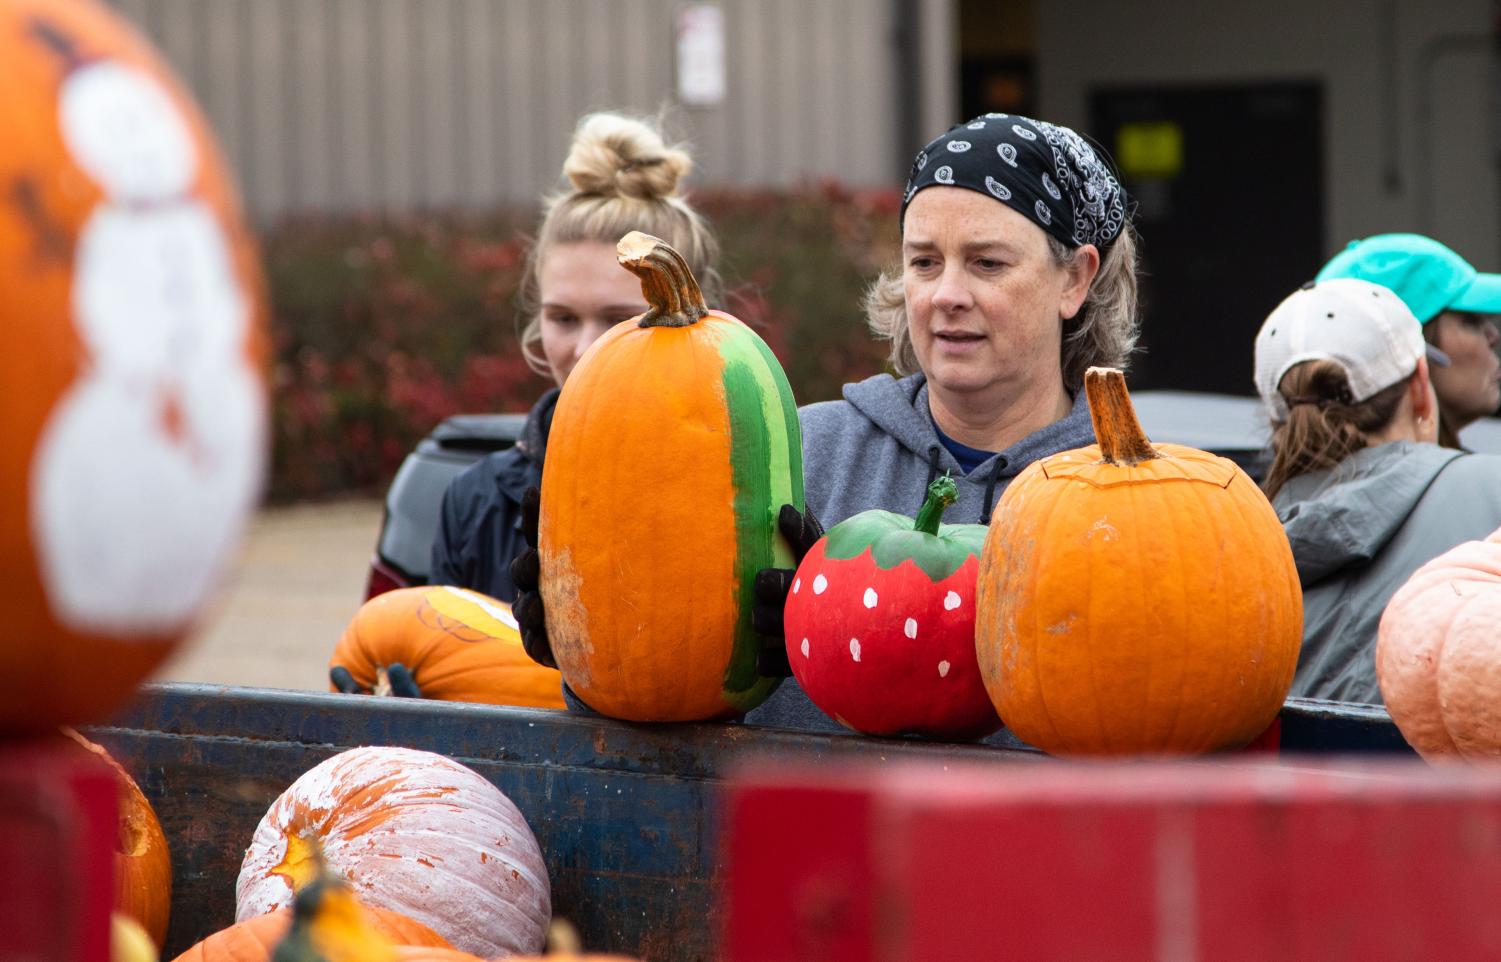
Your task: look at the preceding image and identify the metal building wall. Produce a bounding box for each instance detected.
[104,0,943,221]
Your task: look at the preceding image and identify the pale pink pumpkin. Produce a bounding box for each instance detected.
[1377,527,1501,761]
[234,746,550,957]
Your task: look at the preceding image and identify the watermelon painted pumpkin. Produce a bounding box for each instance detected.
[61,729,172,950]
[1377,528,1501,761]
[0,0,267,732]
[235,746,550,958]
[329,586,565,709]
[783,476,999,739]
[976,368,1302,756]
[538,232,803,721]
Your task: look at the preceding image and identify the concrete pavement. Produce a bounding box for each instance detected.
[155,498,385,691]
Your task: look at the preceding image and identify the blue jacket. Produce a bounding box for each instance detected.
[429,389,558,602]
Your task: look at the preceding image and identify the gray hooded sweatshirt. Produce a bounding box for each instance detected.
[744,371,1098,734]
[1275,441,1501,705]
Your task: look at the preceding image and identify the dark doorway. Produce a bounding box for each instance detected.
[1091,83,1324,395]
[958,0,1037,121]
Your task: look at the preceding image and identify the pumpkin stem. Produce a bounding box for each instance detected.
[546,919,584,954]
[913,474,958,536]
[1084,366,1159,466]
[617,231,708,328]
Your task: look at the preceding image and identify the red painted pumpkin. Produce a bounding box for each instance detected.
[1377,528,1501,761]
[329,586,566,709]
[235,746,550,958]
[0,0,267,733]
[61,728,172,950]
[975,368,1302,755]
[170,905,449,962]
[783,476,999,739]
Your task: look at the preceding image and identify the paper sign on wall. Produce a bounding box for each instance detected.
[676,4,726,106]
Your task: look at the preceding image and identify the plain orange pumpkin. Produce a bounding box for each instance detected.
[1377,527,1501,761]
[60,728,172,950]
[329,586,565,709]
[170,904,450,962]
[538,232,803,721]
[0,0,268,733]
[975,368,1303,755]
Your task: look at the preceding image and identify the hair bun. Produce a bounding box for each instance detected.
[562,112,692,201]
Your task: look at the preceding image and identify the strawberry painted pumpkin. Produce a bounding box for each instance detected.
[0,0,267,733]
[783,476,999,738]
[61,729,172,950]
[976,368,1302,755]
[539,232,803,721]
[329,586,565,709]
[1377,528,1501,761]
[235,746,550,958]
[170,905,449,962]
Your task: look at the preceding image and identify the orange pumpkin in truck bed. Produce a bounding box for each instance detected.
[329,585,565,709]
[975,368,1302,756]
[60,728,173,951]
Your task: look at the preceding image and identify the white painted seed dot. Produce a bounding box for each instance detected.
[813,574,828,595]
[863,587,878,608]
[792,577,801,594]
[938,660,951,678]
[849,638,862,662]
[800,638,810,658]
[904,618,918,639]
[944,591,962,611]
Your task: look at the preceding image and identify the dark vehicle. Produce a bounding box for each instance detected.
[369,396,1501,599]
[365,412,526,598]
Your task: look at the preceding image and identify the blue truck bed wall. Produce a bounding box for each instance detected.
[84,684,1410,961]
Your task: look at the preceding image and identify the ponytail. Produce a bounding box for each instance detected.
[1262,360,1408,499]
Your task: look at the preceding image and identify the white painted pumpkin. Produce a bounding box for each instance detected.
[234,746,550,957]
[1377,527,1501,761]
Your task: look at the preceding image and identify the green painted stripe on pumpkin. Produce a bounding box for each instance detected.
[715,320,802,711]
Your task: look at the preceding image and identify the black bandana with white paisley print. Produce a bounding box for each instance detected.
[901,114,1127,250]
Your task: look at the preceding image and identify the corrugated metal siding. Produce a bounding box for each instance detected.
[103,0,923,220]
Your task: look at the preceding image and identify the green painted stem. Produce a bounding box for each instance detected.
[616,230,708,328]
[913,475,959,535]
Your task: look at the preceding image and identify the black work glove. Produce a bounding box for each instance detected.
[751,504,824,677]
[329,663,421,697]
[510,486,556,669]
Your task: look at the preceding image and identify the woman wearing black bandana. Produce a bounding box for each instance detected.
[510,114,1144,736]
[744,114,1144,734]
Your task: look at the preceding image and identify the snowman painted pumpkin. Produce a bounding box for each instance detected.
[0,0,267,731]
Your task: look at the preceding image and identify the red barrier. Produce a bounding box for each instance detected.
[0,737,116,962]
[722,759,1501,961]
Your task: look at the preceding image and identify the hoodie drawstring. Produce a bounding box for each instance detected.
[923,445,942,501]
[979,457,1008,526]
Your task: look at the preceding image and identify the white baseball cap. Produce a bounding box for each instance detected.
[1253,277,1450,419]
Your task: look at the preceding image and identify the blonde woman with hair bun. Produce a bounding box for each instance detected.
[432,111,721,602]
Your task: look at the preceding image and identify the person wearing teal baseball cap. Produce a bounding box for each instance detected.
[1317,233,1501,446]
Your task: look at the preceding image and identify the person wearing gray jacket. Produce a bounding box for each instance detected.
[745,114,1143,733]
[1254,278,1501,705]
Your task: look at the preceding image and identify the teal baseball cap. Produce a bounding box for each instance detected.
[1315,233,1501,323]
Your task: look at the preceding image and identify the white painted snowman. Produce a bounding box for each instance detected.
[30,57,265,633]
